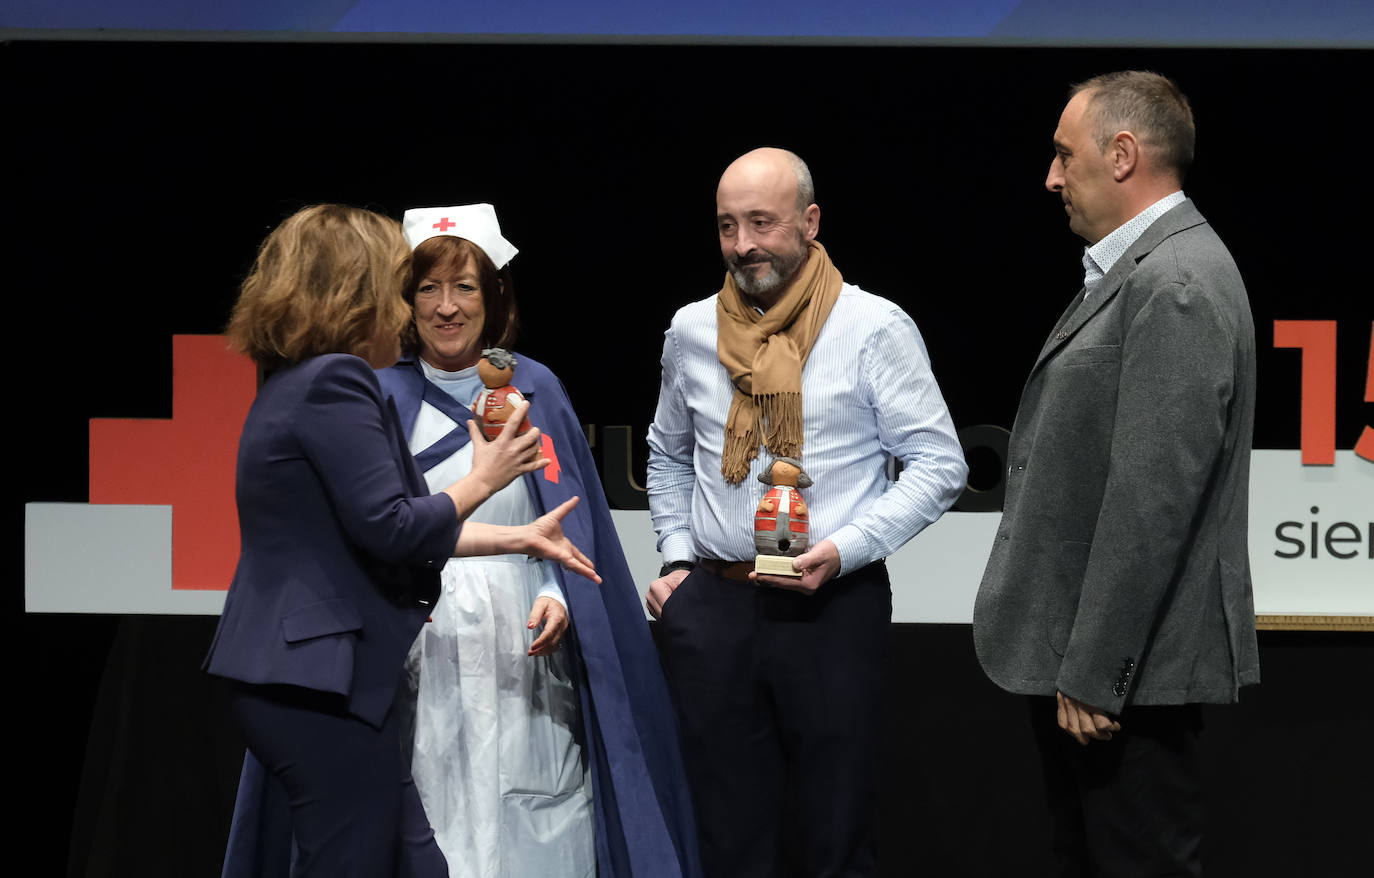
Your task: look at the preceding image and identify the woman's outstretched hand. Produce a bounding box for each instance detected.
[520,496,600,583]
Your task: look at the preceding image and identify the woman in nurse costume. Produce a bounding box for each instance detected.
[378,204,701,878]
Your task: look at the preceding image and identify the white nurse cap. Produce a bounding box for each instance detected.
[400,203,519,269]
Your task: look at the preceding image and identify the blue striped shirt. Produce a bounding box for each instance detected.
[647,283,968,575]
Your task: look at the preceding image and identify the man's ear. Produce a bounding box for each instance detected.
[802,203,821,241]
[1110,130,1140,182]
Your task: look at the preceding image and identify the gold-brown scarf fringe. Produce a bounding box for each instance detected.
[720,391,805,483]
[757,391,803,457]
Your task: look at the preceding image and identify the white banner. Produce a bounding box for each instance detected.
[25,450,1371,621]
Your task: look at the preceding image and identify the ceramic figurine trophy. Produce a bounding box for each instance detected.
[472,348,531,441]
[754,457,813,577]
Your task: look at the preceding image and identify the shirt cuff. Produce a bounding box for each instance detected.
[658,531,698,565]
[530,579,563,607]
[825,524,877,576]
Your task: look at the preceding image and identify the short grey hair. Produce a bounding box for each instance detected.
[1070,71,1195,181]
[781,149,816,212]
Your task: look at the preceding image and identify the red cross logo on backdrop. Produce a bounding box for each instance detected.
[433,217,456,232]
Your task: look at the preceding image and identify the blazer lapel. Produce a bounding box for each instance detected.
[383,395,430,497]
[1031,282,1119,371]
[1029,199,1207,374]
[1034,289,1089,366]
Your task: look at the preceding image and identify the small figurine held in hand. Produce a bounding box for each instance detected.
[754,457,812,577]
[472,347,532,441]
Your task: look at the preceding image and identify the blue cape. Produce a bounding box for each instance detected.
[221,354,700,878]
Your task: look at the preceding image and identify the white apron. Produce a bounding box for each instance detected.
[406,395,594,878]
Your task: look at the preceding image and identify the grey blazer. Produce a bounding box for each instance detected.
[973,200,1260,712]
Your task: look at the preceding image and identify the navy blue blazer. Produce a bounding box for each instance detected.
[219,354,702,878]
[204,354,460,728]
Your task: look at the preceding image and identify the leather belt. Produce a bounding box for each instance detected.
[697,558,755,582]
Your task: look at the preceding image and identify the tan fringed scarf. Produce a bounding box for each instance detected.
[716,241,842,484]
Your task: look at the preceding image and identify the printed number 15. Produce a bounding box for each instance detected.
[1273,320,1374,464]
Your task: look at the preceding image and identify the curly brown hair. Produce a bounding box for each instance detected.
[226,204,413,368]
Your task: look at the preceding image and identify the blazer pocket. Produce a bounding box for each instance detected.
[281,597,363,643]
[1046,540,1092,656]
[1058,344,1121,366]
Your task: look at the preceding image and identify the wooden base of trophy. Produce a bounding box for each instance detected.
[754,554,801,577]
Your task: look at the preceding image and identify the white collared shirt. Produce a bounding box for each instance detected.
[1083,190,1186,296]
[647,283,968,575]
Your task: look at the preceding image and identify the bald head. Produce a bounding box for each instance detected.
[718,147,815,214]
[715,148,821,307]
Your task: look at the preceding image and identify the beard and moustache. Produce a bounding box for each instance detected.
[726,239,808,299]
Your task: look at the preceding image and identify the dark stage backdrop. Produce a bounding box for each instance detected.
[5,40,1371,876]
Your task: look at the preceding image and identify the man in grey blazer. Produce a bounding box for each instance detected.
[973,71,1259,876]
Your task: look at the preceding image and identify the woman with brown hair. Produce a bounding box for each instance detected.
[378,204,701,878]
[203,204,598,877]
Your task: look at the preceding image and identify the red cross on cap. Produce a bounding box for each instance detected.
[433,217,456,232]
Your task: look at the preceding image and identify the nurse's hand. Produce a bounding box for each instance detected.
[527,596,569,656]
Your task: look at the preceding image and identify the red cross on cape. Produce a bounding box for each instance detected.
[540,433,560,484]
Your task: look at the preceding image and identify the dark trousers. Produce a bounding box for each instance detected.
[1029,695,1205,878]
[226,681,447,878]
[656,561,892,878]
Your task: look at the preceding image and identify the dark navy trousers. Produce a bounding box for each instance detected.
[657,561,892,878]
[226,681,447,877]
[1029,695,1205,878]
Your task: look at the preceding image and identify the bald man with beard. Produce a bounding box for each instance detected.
[644,147,967,877]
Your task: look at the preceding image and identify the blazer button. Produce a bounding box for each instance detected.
[1112,657,1135,698]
